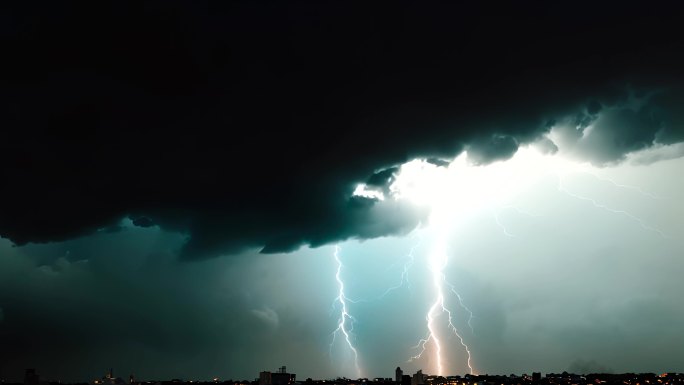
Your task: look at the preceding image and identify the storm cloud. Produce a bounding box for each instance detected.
[2,3,684,381]
[548,89,684,165]
[1,2,684,258]
[1,155,682,381]
[0,226,343,382]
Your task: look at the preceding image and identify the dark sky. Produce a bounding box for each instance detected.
[1,1,684,382]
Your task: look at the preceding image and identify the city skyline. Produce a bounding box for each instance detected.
[6,366,684,384]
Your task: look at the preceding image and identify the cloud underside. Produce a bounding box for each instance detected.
[1,2,684,258]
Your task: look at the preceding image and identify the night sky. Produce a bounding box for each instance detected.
[1,1,683,382]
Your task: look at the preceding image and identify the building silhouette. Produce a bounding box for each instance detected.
[93,369,126,385]
[411,370,425,385]
[396,368,403,383]
[24,369,39,385]
[259,366,295,385]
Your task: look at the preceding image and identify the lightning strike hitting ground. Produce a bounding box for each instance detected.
[409,240,475,375]
[329,240,422,377]
[338,147,667,377]
[330,246,362,378]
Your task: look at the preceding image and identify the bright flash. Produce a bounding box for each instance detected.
[390,147,581,212]
[392,144,664,375]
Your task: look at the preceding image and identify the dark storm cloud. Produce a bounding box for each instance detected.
[425,158,451,168]
[0,229,343,382]
[365,167,399,188]
[551,89,684,165]
[132,217,155,228]
[2,1,684,258]
[466,134,520,165]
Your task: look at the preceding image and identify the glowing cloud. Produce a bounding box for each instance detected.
[388,144,666,375]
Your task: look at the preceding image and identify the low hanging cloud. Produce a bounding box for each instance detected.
[1,2,684,259]
[0,232,345,381]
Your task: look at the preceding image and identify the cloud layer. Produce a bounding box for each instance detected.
[1,2,684,258]
[1,157,682,380]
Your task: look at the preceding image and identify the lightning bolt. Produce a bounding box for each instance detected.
[346,238,421,305]
[330,245,362,378]
[380,238,421,295]
[409,240,475,375]
[329,239,423,378]
[490,204,543,239]
[444,279,475,335]
[491,208,515,237]
[556,175,668,238]
[580,171,664,200]
[394,150,670,377]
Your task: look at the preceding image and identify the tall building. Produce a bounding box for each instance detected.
[396,368,403,383]
[94,369,126,385]
[260,366,295,385]
[411,370,425,385]
[24,369,39,385]
[259,372,272,385]
[402,375,412,385]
